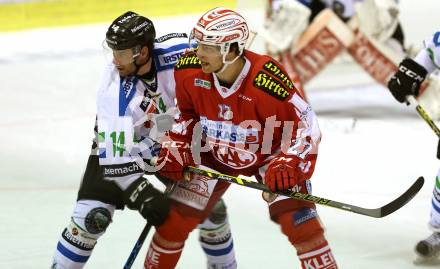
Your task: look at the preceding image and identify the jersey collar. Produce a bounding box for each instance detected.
[212,57,250,99]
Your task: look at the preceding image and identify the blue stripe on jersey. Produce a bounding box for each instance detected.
[57,242,90,263]
[433,32,440,47]
[154,43,189,71]
[298,0,312,7]
[99,149,106,158]
[432,199,440,214]
[202,241,234,256]
[119,76,138,116]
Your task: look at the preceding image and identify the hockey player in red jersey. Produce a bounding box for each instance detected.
[144,7,338,269]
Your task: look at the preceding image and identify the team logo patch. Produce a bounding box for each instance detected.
[293,207,318,226]
[85,207,112,234]
[194,78,211,90]
[218,104,233,120]
[179,178,210,197]
[209,141,257,169]
[175,53,201,70]
[263,61,294,90]
[168,173,218,210]
[253,71,291,101]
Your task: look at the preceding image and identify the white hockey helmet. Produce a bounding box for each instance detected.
[190,7,250,59]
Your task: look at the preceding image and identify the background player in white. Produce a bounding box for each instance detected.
[388,32,440,263]
[264,0,404,54]
[261,0,405,97]
[50,11,237,269]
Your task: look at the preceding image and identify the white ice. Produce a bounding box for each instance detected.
[1,2,440,268]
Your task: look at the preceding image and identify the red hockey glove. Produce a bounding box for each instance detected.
[156,139,194,181]
[265,155,303,192]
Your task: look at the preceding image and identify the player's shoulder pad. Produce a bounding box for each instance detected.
[174,50,201,71]
[252,55,295,101]
[153,33,189,72]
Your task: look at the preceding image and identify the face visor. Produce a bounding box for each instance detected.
[190,40,222,55]
[103,41,141,65]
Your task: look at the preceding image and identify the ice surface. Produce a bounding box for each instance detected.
[1,5,440,268]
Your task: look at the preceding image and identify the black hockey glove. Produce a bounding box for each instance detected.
[123,177,170,226]
[388,58,428,103]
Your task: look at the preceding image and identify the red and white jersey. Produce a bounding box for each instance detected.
[171,50,321,180]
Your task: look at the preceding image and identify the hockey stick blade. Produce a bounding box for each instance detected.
[375,176,424,217]
[187,166,424,218]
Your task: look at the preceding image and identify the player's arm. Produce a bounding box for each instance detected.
[264,91,321,192]
[414,32,440,74]
[261,0,312,54]
[156,71,197,181]
[354,0,400,43]
[387,31,440,103]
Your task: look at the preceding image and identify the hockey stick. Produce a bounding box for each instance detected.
[123,222,152,269]
[123,177,176,269]
[186,166,424,218]
[406,96,440,138]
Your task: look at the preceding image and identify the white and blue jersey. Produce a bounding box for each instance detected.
[414,31,440,230]
[94,32,188,190]
[415,31,440,74]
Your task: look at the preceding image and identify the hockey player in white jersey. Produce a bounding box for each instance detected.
[50,11,237,269]
[388,32,440,263]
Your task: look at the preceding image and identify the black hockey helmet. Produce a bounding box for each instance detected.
[106,11,156,51]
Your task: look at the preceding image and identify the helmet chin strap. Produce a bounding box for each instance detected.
[214,53,241,75]
[132,54,152,76]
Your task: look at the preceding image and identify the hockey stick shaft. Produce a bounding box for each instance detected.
[407,96,440,138]
[186,166,424,218]
[123,178,176,269]
[123,223,152,269]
